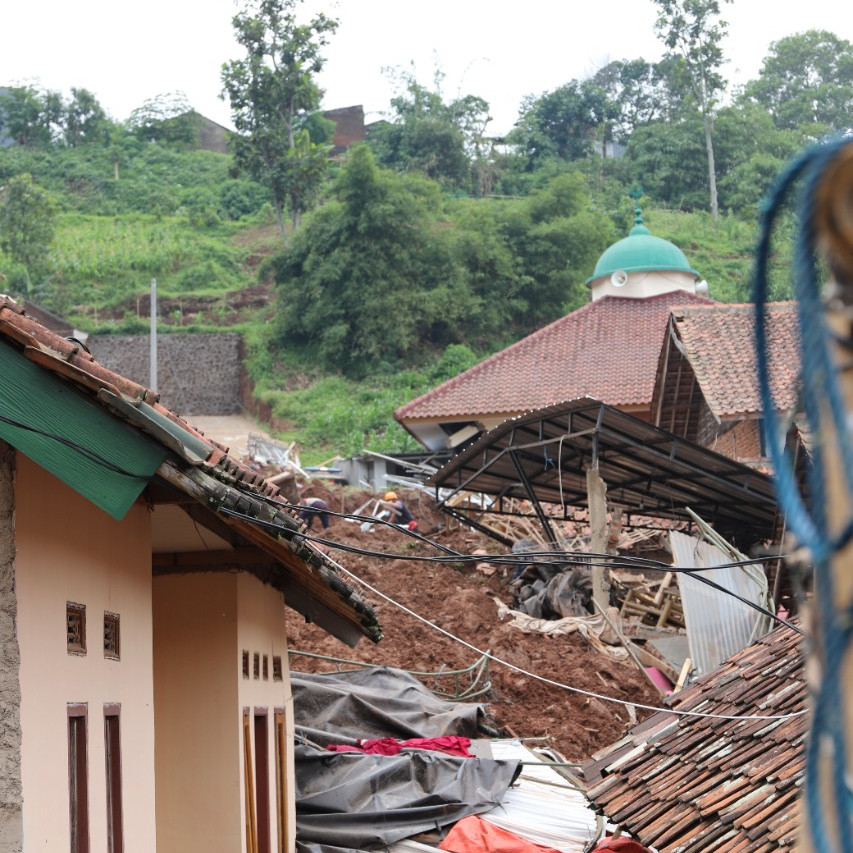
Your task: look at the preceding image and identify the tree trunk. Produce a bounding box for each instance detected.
[703,111,719,221]
[274,200,285,236]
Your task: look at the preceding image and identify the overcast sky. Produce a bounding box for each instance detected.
[4,1,852,136]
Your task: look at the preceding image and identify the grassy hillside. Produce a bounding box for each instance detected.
[0,144,786,461]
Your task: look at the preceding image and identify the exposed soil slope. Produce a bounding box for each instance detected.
[286,485,662,763]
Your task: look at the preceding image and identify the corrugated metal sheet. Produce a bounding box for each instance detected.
[0,338,166,520]
[482,740,601,852]
[671,530,771,675]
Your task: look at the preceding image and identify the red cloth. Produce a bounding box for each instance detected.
[592,837,654,853]
[326,735,473,757]
[439,815,562,853]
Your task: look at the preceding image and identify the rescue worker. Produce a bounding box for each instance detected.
[298,496,331,530]
[379,491,417,530]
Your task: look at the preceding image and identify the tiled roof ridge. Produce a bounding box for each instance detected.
[395,291,716,420]
[670,300,796,315]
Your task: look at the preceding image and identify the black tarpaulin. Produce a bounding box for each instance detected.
[291,666,483,746]
[292,666,521,853]
[295,744,520,853]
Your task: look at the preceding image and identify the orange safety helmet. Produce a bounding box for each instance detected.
[384,491,397,501]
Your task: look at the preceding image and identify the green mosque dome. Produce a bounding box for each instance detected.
[586,211,699,285]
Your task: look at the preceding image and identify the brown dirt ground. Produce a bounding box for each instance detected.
[286,483,662,764]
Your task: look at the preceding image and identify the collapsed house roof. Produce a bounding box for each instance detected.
[395,292,716,448]
[652,302,800,430]
[582,622,805,851]
[0,296,380,645]
[428,398,779,547]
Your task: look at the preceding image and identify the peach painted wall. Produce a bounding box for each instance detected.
[153,571,292,853]
[152,572,240,853]
[14,452,157,851]
[236,572,294,853]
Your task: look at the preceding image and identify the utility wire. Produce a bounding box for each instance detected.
[238,502,803,635]
[0,410,800,633]
[220,505,807,722]
[3,409,806,720]
[0,414,151,478]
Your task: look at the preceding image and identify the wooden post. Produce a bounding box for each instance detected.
[587,466,610,611]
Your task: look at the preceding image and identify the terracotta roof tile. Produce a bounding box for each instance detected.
[396,292,716,422]
[671,302,800,419]
[582,623,806,852]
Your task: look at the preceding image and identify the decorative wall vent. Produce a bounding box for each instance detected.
[67,602,86,654]
[253,652,260,680]
[272,656,283,682]
[103,612,120,660]
[262,654,269,681]
[242,650,250,679]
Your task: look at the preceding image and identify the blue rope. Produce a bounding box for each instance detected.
[754,134,853,853]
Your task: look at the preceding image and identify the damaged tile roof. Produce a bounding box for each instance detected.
[395,292,716,422]
[663,302,800,420]
[0,295,381,643]
[582,623,805,852]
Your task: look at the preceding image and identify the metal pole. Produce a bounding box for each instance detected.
[150,278,157,390]
[509,449,561,549]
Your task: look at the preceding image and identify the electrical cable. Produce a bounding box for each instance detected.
[244,501,803,634]
[0,413,151,479]
[219,503,807,721]
[0,408,807,718]
[327,551,806,723]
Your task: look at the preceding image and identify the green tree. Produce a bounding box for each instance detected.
[591,57,693,141]
[742,29,853,131]
[0,173,56,294]
[274,145,471,374]
[0,85,64,147]
[625,116,708,210]
[368,68,492,192]
[127,92,200,147]
[64,88,108,146]
[221,0,337,232]
[508,79,619,168]
[653,0,731,220]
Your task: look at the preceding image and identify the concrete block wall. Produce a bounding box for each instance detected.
[88,333,244,416]
[0,443,23,852]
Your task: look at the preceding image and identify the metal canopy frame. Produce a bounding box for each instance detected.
[428,398,780,547]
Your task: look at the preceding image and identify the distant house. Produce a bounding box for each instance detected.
[322,105,366,155]
[395,215,714,451]
[651,302,801,466]
[582,622,805,851]
[0,296,380,852]
[193,112,230,154]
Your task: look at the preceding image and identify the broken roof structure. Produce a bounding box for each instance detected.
[582,622,805,851]
[428,398,779,549]
[0,295,380,645]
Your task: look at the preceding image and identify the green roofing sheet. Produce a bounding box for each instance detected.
[0,341,167,520]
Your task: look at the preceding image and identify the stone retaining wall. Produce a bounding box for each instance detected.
[88,333,244,416]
